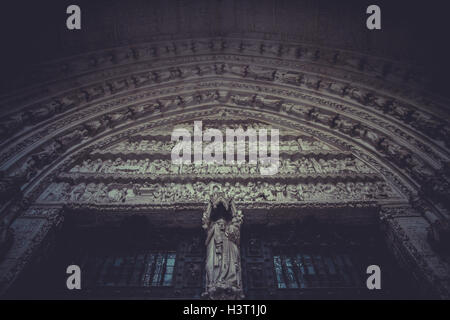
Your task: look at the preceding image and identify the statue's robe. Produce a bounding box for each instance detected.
[205,222,241,290]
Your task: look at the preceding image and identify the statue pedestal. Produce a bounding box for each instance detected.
[202,283,245,300]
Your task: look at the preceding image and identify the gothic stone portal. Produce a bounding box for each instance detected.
[202,194,244,300]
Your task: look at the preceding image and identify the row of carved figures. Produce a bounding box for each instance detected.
[4,89,441,188]
[15,38,420,87]
[69,157,375,175]
[40,180,396,203]
[1,61,447,146]
[108,136,333,153]
[7,115,437,192]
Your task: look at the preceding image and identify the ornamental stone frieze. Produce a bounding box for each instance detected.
[65,157,376,176]
[37,180,400,206]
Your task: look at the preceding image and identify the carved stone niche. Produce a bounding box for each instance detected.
[201,194,244,300]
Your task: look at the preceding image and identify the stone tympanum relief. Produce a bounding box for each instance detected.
[202,194,244,300]
[36,121,400,207]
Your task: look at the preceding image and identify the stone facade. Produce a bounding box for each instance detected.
[0,12,449,298]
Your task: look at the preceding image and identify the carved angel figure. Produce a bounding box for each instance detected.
[202,194,244,300]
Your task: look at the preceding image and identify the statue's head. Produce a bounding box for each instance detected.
[216,218,226,230]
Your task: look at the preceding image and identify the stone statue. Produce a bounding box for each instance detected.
[202,195,244,300]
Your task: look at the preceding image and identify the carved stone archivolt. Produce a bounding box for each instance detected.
[1,87,445,198]
[1,37,437,109]
[1,77,447,168]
